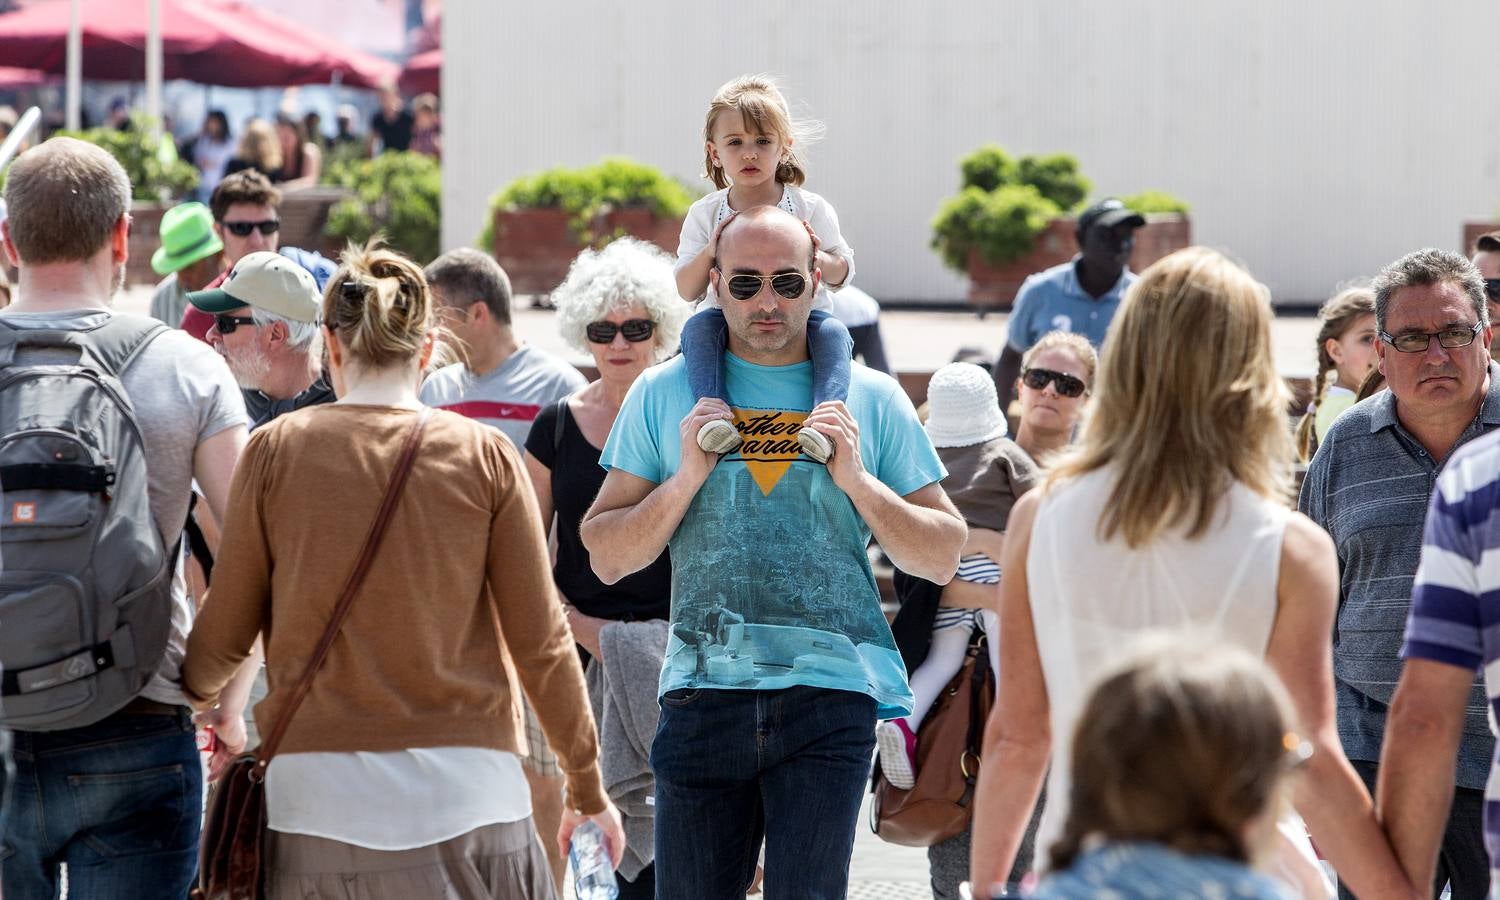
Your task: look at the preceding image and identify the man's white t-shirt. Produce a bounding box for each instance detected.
[419,344,587,452]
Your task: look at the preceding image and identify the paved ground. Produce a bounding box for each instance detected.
[113,285,1320,897]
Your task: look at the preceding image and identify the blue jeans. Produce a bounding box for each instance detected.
[651,685,877,900]
[4,706,203,900]
[683,308,854,407]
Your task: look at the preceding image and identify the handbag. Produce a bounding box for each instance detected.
[870,630,993,847]
[195,408,432,900]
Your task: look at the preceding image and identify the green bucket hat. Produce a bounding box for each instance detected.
[150,202,224,276]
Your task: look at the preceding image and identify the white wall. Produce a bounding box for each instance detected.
[444,1,1500,304]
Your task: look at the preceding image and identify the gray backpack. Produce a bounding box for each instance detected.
[0,314,175,730]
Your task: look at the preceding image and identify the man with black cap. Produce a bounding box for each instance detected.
[993,198,1145,411]
[189,250,334,430]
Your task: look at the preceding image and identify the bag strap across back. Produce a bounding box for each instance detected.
[250,407,432,775]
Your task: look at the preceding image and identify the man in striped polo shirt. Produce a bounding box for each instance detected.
[1385,426,1500,890]
[1301,248,1499,898]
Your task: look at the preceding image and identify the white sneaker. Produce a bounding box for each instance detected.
[697,419,743,454]
[797,427,834,464]
[877,720,917,790]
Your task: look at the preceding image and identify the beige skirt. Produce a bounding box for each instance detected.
[265,818,556,900]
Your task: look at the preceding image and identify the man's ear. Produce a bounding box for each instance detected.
[112,214,130,265]
[0,220,18,269]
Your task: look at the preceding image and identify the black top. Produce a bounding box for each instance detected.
[525,399,672,623]
[222,157,285,183]
[370,109,414,153]
[244,374,336,431]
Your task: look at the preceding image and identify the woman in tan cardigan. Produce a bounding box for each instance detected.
[183,242,621,899]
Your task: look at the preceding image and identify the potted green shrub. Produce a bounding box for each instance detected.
[324,151,442,264]
[480,157,697,294]
[931,145,1191,309]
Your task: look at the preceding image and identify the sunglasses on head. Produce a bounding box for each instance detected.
[585,319,655,344]
[716,270,808,302]
[222,219,280,237]
[214,314,257,335]
[1486,279,1500,301]
[1021,367,1087,398]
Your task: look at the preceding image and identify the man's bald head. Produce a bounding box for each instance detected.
[715,204,816,274]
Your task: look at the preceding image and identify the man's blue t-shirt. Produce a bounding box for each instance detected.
[600,352,944,719]
[1006,257,1137,352]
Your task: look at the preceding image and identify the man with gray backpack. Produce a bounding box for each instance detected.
[0,137,248,898]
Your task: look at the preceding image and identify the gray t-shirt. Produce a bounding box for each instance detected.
[419,344,586,451]
[0,308,247,705]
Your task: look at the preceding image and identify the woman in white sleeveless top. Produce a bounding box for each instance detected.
[967,248,1419,900]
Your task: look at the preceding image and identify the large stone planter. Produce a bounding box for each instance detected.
[966,213,1192,311]
[125,202,168,287]
[493,207,684,296]
[1463,220,1500,255]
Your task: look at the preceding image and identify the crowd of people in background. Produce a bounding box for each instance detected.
[7,68,1500,900]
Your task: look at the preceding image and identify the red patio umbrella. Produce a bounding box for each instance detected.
[398,47,438,95]
[0,65,53,89]
[0,0,397,88]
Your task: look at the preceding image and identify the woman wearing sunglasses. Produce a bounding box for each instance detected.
[1013,331,1097,465]
[522,238,688,899]
[968,248,1419,900]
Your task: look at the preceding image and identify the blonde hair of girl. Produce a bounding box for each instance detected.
[1048,638,1299,872]
[1294,286,1376,461]
[322,239,437,371]
[238,118,283,175]
[1047,247,1293,547]
[701,74,821,190]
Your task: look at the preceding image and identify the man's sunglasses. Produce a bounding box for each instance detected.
[715,270,808,302]
[222,219,280,237]
[1021,367,1087,398]
[214,314,257,335]
[1486,279,1500,301]
[1379,321,1483,354]
[585,319,655,344]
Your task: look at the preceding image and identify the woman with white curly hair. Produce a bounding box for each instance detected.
[522,238,688,899]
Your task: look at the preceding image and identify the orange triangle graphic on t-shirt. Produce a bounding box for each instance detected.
[731,407,807,496]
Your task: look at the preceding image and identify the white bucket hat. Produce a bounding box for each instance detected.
[923,362,1008,448]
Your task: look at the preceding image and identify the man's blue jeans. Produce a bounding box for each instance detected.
[3,706,203,899]
[651,685,877,900]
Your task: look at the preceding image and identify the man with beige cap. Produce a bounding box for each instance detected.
[189,250,333,429]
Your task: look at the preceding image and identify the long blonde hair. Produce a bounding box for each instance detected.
[238,118,283,175]
[1294,286,1375,461]
[322,240,434,371]
[1047,247,1293,547]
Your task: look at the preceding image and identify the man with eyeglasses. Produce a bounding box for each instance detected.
[992,198,1145,413]
[1300,248,1499,899]
[582,205,965,898]
[178,170,282,343]
[1471,231,1500,361]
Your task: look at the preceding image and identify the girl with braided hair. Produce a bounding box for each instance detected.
[1295,287,1377,460]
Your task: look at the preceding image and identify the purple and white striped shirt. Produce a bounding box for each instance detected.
[1405,428,1500,875]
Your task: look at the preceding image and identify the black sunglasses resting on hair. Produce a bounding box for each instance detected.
[222,219,280,237]
[1021,367,1087,398]
[585,319,656,343]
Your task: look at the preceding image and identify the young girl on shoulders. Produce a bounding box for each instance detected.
[674,74,856,463]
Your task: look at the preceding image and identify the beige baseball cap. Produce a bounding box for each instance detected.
[187,251,321,323]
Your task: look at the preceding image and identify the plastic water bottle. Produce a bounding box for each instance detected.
[568,820,619,899]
